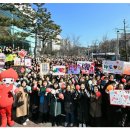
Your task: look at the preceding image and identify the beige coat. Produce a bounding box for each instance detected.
[16,86,29,117]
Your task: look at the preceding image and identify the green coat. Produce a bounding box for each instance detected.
[49,93,62,117]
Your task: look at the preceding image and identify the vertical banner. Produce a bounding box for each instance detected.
[40,63,50,75]
[102,60,124,74]
[123,62,130,75]
[0,53,5,69]
[110,90,130,106]
[53,66,66,75]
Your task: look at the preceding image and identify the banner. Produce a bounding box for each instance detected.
[110,90,130,106]
[53,66,66,75]
[24,59,32,67]
[40,63,50,75]
[0,53,5,69]
[123,62,130,75]
[103,60,124,74]
[14,58,31,67]
[67,65,80,74]
[14,58,24,66]
[77,61,95,74]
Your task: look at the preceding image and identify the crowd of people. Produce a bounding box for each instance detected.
[0,46,130,127]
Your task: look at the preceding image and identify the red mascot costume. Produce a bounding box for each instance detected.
[0,68,19,127]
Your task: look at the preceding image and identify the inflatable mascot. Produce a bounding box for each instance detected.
[0,68,19,127]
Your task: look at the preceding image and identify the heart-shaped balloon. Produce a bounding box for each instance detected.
[46,88,52,93]
[76,85,80,90]
[61,84,66,89]
[96,91,101,97]
[20,67,25,73]
[122,78,126,83]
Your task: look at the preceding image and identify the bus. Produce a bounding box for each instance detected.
[91,52,117,61]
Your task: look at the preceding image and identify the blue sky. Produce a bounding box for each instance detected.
[43,3,130,47]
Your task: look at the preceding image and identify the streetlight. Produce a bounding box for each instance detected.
[123,19,128,61]
[116,30,120,60]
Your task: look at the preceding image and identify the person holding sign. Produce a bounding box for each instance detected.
[105,81,120,127]
[116,83,127,127]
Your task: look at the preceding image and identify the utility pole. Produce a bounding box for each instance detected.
[116,30,120,60]
[124,19,128,61]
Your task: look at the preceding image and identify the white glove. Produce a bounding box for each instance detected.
[51,89,56,95]
[45,92,48,96]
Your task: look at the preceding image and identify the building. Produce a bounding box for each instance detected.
[0,4,35,54]
[51,35,62,51]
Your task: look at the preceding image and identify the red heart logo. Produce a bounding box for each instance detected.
[59,68,63,72]
[113,66,117,69]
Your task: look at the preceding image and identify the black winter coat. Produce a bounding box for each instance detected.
[89,93,102,118]
[63,91,75,113]
[76,90,90,122]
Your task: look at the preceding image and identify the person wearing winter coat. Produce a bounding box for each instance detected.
[104,81,118,127]
[76,83,90,127]
[49,82,63,126]
[16,80,30,126]
[37,80,50,123]
[89,85,102,127]
[125,79,130,125]
[116,83,127,127]
[63,85,76,127]
[30,79,40,108]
